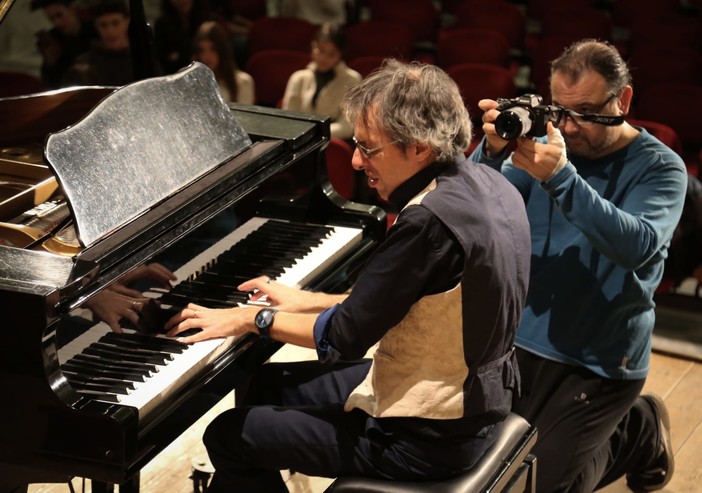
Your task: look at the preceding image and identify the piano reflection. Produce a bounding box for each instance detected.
[0,61,385,492]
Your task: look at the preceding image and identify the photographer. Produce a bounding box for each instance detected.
[470,39,687,492]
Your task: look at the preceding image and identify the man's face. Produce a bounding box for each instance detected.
[351,110,425,202]
[45,3,81,36]
[95,13,130,51]
[550,70,627,159]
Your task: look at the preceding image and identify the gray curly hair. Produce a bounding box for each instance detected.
[341,59,472,163]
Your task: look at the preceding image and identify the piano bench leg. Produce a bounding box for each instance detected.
[191,470,212,493]
[191,454,214,493]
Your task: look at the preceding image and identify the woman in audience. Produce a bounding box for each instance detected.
[193,20,254,104]
[282,22,361,140]
[154,0,212,75]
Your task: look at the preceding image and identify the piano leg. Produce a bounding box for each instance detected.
[91,473,140,493]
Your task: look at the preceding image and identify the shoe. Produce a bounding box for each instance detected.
[626,394,674,492]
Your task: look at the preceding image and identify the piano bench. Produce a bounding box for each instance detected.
[324,412,537,493]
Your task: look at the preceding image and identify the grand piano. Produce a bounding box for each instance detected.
[0,25,385,493]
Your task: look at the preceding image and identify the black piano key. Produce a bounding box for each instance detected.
[224,258,295,272]
[91,340,175,361]
[233,234,311,250]
[75,389,120,403]
[62,370,136,391]
[260,220,332,237]
[72,352,159,374]
[148,219,341,324]
[61,358,150,376]
[209,261,284,278]
[226,241,312,257]
[198,298,239,308]
[87,343,172,365]
[168,281,239,300]
[231,237,314,255]
[158,291,239,309]
[191,271,251,287]
[62,361,147,382]
[69,381,131,395]
[215,251,293,268]
[175,273,286,306]
[188,276,246,291]
[92,339,176,360]
[102,332,187,353]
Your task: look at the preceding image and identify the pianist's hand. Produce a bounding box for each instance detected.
[164,303,259,343]
[239,276,344,313]
[85,288,152,334]
[120,262,177,288]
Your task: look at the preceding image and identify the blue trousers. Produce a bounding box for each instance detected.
[204,359,499,492]
[513,348,654,493]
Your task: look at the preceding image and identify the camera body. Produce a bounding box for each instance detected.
[494,94,560,140]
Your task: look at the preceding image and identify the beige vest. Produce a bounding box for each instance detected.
[344,283,469,419]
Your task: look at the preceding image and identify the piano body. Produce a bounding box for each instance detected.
[0,61,385,491]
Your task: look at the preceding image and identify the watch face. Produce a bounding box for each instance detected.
[255,308,276,338]
[255,309,274,329]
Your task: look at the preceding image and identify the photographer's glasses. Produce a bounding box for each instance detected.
[555,94,626,128]
[352,137,399,160]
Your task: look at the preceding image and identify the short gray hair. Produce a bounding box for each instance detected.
[342,59,472,163]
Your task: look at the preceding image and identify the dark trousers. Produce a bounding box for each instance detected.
[204,359,498,493]
[513,348,658,493]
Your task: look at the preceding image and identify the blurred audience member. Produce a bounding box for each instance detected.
[0,0,50,75]
[282,23,360,140]
[279,0,346,25]
[63,0,134,86]
[193,20,254,104]
[210,0,254,68]
[31,0,98,88]
[62,0,134,86]
[665,173,702,286]
[154,0,212,75]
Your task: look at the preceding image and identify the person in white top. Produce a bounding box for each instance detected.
[193,20,254,104]
[282,22,361,140]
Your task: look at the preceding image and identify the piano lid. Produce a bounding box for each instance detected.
[45,62,252,247]
[0,246,96,297]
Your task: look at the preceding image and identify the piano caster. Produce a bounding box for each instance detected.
[191,454,214,493]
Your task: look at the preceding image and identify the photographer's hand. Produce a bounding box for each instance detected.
[478,99,511,157]
[512,122,568,182]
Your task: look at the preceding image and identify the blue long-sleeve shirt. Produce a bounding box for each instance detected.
[471,128,687,379]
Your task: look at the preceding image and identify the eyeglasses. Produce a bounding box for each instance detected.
[555,94,625,128]
[352,137,399,160]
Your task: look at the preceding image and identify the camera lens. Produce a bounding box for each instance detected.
[495,107,533,140]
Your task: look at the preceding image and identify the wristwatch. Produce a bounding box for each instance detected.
[254,308,278,340]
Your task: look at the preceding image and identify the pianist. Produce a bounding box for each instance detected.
[165,59,531,492]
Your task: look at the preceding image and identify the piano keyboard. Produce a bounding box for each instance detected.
[58,217,363,419]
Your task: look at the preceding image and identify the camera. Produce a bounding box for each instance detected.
[494,94,561,140]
